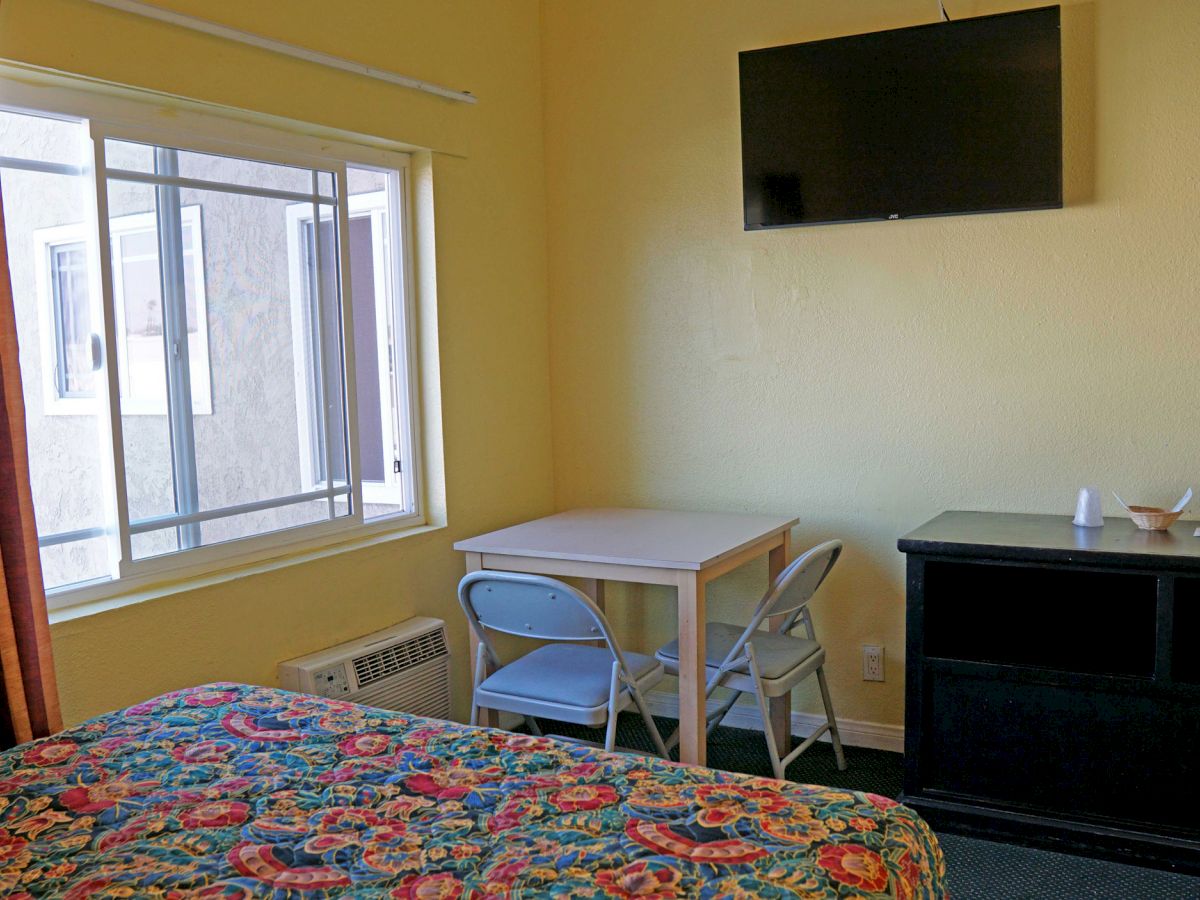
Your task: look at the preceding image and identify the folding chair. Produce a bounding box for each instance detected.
[655,540,846,779]
[459,570,670,757]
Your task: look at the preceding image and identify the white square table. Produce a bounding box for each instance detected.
[453,507,798,766]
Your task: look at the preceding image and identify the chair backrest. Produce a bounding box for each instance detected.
[760,539,842,626]
[459,570,608,642]
[711,539,842,677]
[459,571,644,681]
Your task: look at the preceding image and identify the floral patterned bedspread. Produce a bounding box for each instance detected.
[0,683,945,898]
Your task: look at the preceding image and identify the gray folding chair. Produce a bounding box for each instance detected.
[655,540,847,780]
[458,570,670,758]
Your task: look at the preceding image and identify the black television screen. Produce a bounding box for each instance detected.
[739,6,1062,229]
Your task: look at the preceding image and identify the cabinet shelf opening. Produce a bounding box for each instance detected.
[922,561,1157,678]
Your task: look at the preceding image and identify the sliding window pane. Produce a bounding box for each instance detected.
[105,144,351,560]
[294,207,351,495]
[346,166,410,519]
[184,184,346,512]
[0,110,112,590]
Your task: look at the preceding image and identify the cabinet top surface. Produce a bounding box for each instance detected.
[899,510,1200,565]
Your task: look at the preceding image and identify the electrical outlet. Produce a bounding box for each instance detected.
[862,644,885,682]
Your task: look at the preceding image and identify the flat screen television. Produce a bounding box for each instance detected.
[739,6,1062,229]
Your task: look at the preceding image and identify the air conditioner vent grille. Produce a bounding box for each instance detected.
[352,628,448,687]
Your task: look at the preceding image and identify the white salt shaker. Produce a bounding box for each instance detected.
[1073,486,1103,527]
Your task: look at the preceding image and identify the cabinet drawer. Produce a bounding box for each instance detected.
[918,665,1200,835]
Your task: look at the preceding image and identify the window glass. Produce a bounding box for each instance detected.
[102,137,153,172]
[199,500,331,547]
[1,100,419,600]
[34,207,213,416]
[348,215,384,484]
[296,213,350,492]
[0,109,87,167]
[351,166,412,521]
[287,166,412,519]
[0,111,111,589]
[105,151,351,561]
[104,138,325,196]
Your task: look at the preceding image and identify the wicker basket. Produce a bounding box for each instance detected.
[1125,505,1183,532]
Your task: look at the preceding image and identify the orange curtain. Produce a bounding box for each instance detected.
[0,182,63,748]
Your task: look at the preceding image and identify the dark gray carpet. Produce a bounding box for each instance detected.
[533,713,1200,899]
[936,833,1200,900]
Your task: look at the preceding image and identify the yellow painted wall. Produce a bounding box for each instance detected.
[541,0,1200,727]
[0,0,554,724]
[6,0,1199,736]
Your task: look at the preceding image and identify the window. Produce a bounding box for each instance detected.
[286,179,411,513]
[0,99,423,603]
[35,206,212,415]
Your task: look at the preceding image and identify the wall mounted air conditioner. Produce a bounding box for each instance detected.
[278,617,451,720]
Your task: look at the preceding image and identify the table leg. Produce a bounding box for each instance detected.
[465,552,498,728]
[581,578,606,613]
[677,572,707,766]
[767,532,792,757]
[581,578,606,647]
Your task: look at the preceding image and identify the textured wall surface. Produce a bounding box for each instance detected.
[6,0,1199,737]
[0,0,554,724]
[541,0,1200,726]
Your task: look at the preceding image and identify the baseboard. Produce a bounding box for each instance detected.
[643,690,904,754]
[498,694,904,754]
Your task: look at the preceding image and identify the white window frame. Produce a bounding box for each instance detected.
[34,206,213,416]
[0,76,427,611]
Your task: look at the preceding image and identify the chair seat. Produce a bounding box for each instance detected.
[479,644,663,710]
[656,622,821,681]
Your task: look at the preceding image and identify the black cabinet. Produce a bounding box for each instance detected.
[899,511,1200,872]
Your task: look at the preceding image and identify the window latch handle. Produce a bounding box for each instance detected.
[89,333,103,371]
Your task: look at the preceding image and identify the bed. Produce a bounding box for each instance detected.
[0,683,946,897]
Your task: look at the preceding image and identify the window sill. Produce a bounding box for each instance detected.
[47,520,445,625]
